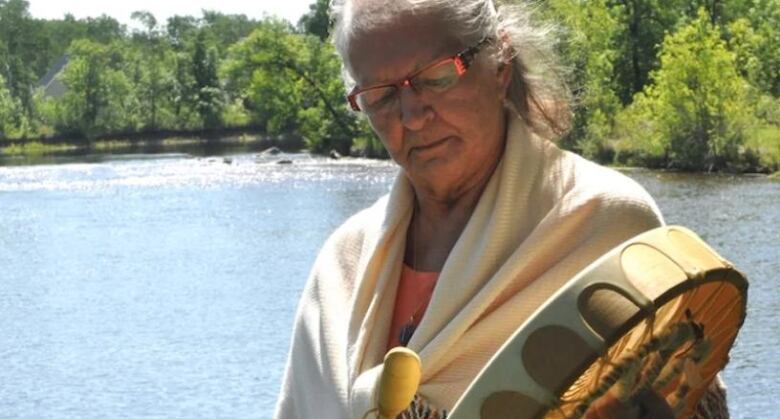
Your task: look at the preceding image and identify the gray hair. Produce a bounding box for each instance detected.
[329,0,572,138]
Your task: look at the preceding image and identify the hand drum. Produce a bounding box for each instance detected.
[448,226,748,419]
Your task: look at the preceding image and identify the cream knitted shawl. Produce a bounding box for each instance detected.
[274,118,664,418]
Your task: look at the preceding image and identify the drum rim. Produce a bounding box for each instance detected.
[448,226,749,419]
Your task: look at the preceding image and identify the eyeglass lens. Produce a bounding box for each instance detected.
[357,59,461,113]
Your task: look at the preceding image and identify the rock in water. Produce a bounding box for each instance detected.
[261,146,282,155]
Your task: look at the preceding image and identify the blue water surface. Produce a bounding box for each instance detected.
[0,153,776,418]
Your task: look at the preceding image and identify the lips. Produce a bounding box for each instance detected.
[410,136,453,155]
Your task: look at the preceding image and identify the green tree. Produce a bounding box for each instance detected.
[298,0,330,40]
[616,9,754,170]
[0,72,21,138]
[222,19,359,154]
[191,30,223,129]
[83,15,125,43]
[0,0,48,118]
[730,1,780,96]
[53,39,135,137]
[727,17,763,84]
[166,15,198,50]
[200,11,261,53]
[296,35,361,154]
[605,0,780,103]
[36,14,124,81]
[222,20,303,134]
[129,11,174,130]
[608,0,686,103]
[544,0,622,160]
[130,10,157,37]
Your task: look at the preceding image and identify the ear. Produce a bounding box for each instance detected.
[495,32,514,98]
[497,60,513,93]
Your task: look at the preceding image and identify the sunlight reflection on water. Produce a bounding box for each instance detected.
[0,153,399,192]
[0,153,776,418]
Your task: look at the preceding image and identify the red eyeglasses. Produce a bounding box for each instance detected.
[347,38,490,114]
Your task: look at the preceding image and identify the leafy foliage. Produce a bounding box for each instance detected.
[615,10,755,170]
[606,0,686,103]
[0,0,776,168]
[543,0,622,160]
[535,0,778,171]
[191,31,223,129]
[49,40,136,138]
[0,73,21,137]
[298,0,330,41]
[0,0,46,117]
[223,19,365,154]
[726,0,780,96]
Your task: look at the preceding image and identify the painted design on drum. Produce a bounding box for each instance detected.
[451,227,746,419]
[398,394,449,419]
[481,391,544,418]
[522,326,593,394]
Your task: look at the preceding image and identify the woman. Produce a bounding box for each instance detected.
[275,1,725,418]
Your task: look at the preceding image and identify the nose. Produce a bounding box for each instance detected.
[399,86,434,131]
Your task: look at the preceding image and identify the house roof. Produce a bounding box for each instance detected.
[38,55,70,98]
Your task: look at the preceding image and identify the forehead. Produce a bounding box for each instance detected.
[345,11,464,86]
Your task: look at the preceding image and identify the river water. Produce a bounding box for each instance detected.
[0,152,777,418]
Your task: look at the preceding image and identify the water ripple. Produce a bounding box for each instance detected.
[0,155,776,418]
[0,153,399,192]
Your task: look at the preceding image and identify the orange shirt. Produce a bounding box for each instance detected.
[386,264,439,350]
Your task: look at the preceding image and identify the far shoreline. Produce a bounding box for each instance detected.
[1,134,778,178]
[0,128,304,166]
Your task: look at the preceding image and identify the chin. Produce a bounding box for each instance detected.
[411,157,467,188]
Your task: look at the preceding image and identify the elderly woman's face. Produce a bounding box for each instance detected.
[347,11,510,199]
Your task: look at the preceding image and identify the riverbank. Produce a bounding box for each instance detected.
[1,135,267,155]
[0,129,309,166]
[2,129,778,175]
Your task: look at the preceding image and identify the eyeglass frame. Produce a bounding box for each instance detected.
[347,38,491,113]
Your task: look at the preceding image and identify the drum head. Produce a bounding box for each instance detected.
[449,226,748,419]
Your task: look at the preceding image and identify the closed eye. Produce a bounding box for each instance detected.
[416,76,456,91]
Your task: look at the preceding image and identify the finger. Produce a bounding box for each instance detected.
[584,393,634,419]
[633,389,675,419]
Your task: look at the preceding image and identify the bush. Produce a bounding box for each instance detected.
[615,9,754,171]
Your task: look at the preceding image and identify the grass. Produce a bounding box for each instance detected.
[236,133,259,144]
[160,137,204,147]
[0,134,272,159]
[1,141,78,156]
[745,124,780,171]
[91,139,133,152]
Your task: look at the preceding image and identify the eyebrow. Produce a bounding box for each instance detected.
[359,44,458,88]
